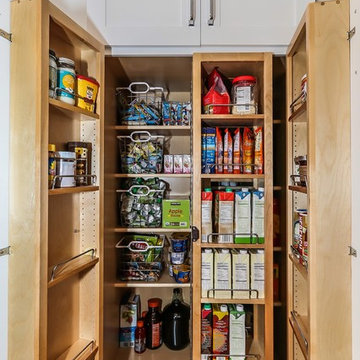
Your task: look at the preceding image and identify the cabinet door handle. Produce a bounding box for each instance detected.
[189,0,195,26]
[208,0,215,26]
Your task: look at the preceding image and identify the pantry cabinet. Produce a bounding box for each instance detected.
[86,0,201,46]
[8,1,352,360]
[199,0,295,46]
[87,0,297,48]
[286,1,351,359]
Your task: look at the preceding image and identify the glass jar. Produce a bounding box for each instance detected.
[57,57,76,105]
[232,75,258,115]
[49,50,57,99]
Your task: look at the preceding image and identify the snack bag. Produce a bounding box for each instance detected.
[203,69,230,114]
[216,127,223,174]
[233,128,242,174]
[224,129,233,174]
[254,126,263,174]
[242,127,254,174]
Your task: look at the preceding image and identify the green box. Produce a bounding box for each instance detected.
[162,199,190,229]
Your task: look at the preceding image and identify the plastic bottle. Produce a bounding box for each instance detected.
[144,298,162,350]
[162,288,190,350]
[134,320,146,354]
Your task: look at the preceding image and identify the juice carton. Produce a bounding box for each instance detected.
[252,188,265,244]
[234,188,251,244]
[183,154,191,174]
[224,128,233,174]
[162,199,190,229]
[232,249,250,299]
[119,294,140,347]
[213,304,229,356]
[164,155,173,173]
[174,154,183,174]
[202,189,213,243]
[250,250,265,299]
[216,127,223,173]
[202,249,214,298]
[201,303,213,355]
[229,304,246,360]
[215,189,234,243]
[233,128,242,174]
[214,249,232,299]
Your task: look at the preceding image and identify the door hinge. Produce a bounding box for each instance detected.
[349,246,357,257]
[347,27,356,40]
[191,226,199,242]
[0,28,12,42]
[0,246,11,257]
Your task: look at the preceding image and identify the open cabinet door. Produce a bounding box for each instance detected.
[0,0,10,358]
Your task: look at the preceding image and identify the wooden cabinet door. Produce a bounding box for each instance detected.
[200,0,295,46]
[87,0,200,46]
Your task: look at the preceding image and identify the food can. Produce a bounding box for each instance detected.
[170,251,186,265]
[49,50,57,98]
[293,209,307,252]
[76,75,100,113]
[57,57,76,105]
[54,151,76,188]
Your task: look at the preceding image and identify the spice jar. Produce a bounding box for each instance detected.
[67,142,92,186]
[232,75,258,115]
[57,57,76,105]
[49,50,57,99]
[48,144,56,189]
[54,151,76,188]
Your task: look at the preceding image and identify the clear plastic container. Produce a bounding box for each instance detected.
[232,75,258,115]
[57,57,76,105]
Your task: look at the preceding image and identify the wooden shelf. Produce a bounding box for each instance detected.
[289,254,307,280]
[49,98,100,120]
[200,243,265,249]
[56,339,98,360]
[112,125,191,135]
[201,298,265,305]
[48,256,99,288]
[113,227,191,234]
[201,174,265,180]
[111,173,191,179]
[201,114,264,127]
[288,102,307,122]
[289,313,309,360]
[273,119,282,124]
[274,246,283,252]
[288,185,307,194]
[273,186,282,191]
[113,272,190,288]
[117,344,190,360]
[274,301,283,307]
[49,185,99,196]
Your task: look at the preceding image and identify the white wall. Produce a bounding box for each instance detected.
[50,0,87,29]
[351,1,359,358]
[0,0,10,359]
[296,0,313,23]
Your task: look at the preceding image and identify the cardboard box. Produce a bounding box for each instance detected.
[162,199,190,229]
[119,294,140,348]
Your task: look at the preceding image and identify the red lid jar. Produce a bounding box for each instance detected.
[232,75,258,115]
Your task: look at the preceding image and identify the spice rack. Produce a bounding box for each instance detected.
[286,1,351,359]
[192,53,273,360]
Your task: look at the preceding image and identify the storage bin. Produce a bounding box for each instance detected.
[116,82,164,125]
[115,234,165,281]
[118,131,164,174]
[117,178,166,228]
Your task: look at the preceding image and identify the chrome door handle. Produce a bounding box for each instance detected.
[189,0,195,26]
[208,0,215,26]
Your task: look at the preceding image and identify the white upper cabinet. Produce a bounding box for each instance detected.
[200,0,296,46]
[87,0,201,46]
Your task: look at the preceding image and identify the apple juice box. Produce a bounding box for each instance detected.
[252,188,265,244]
